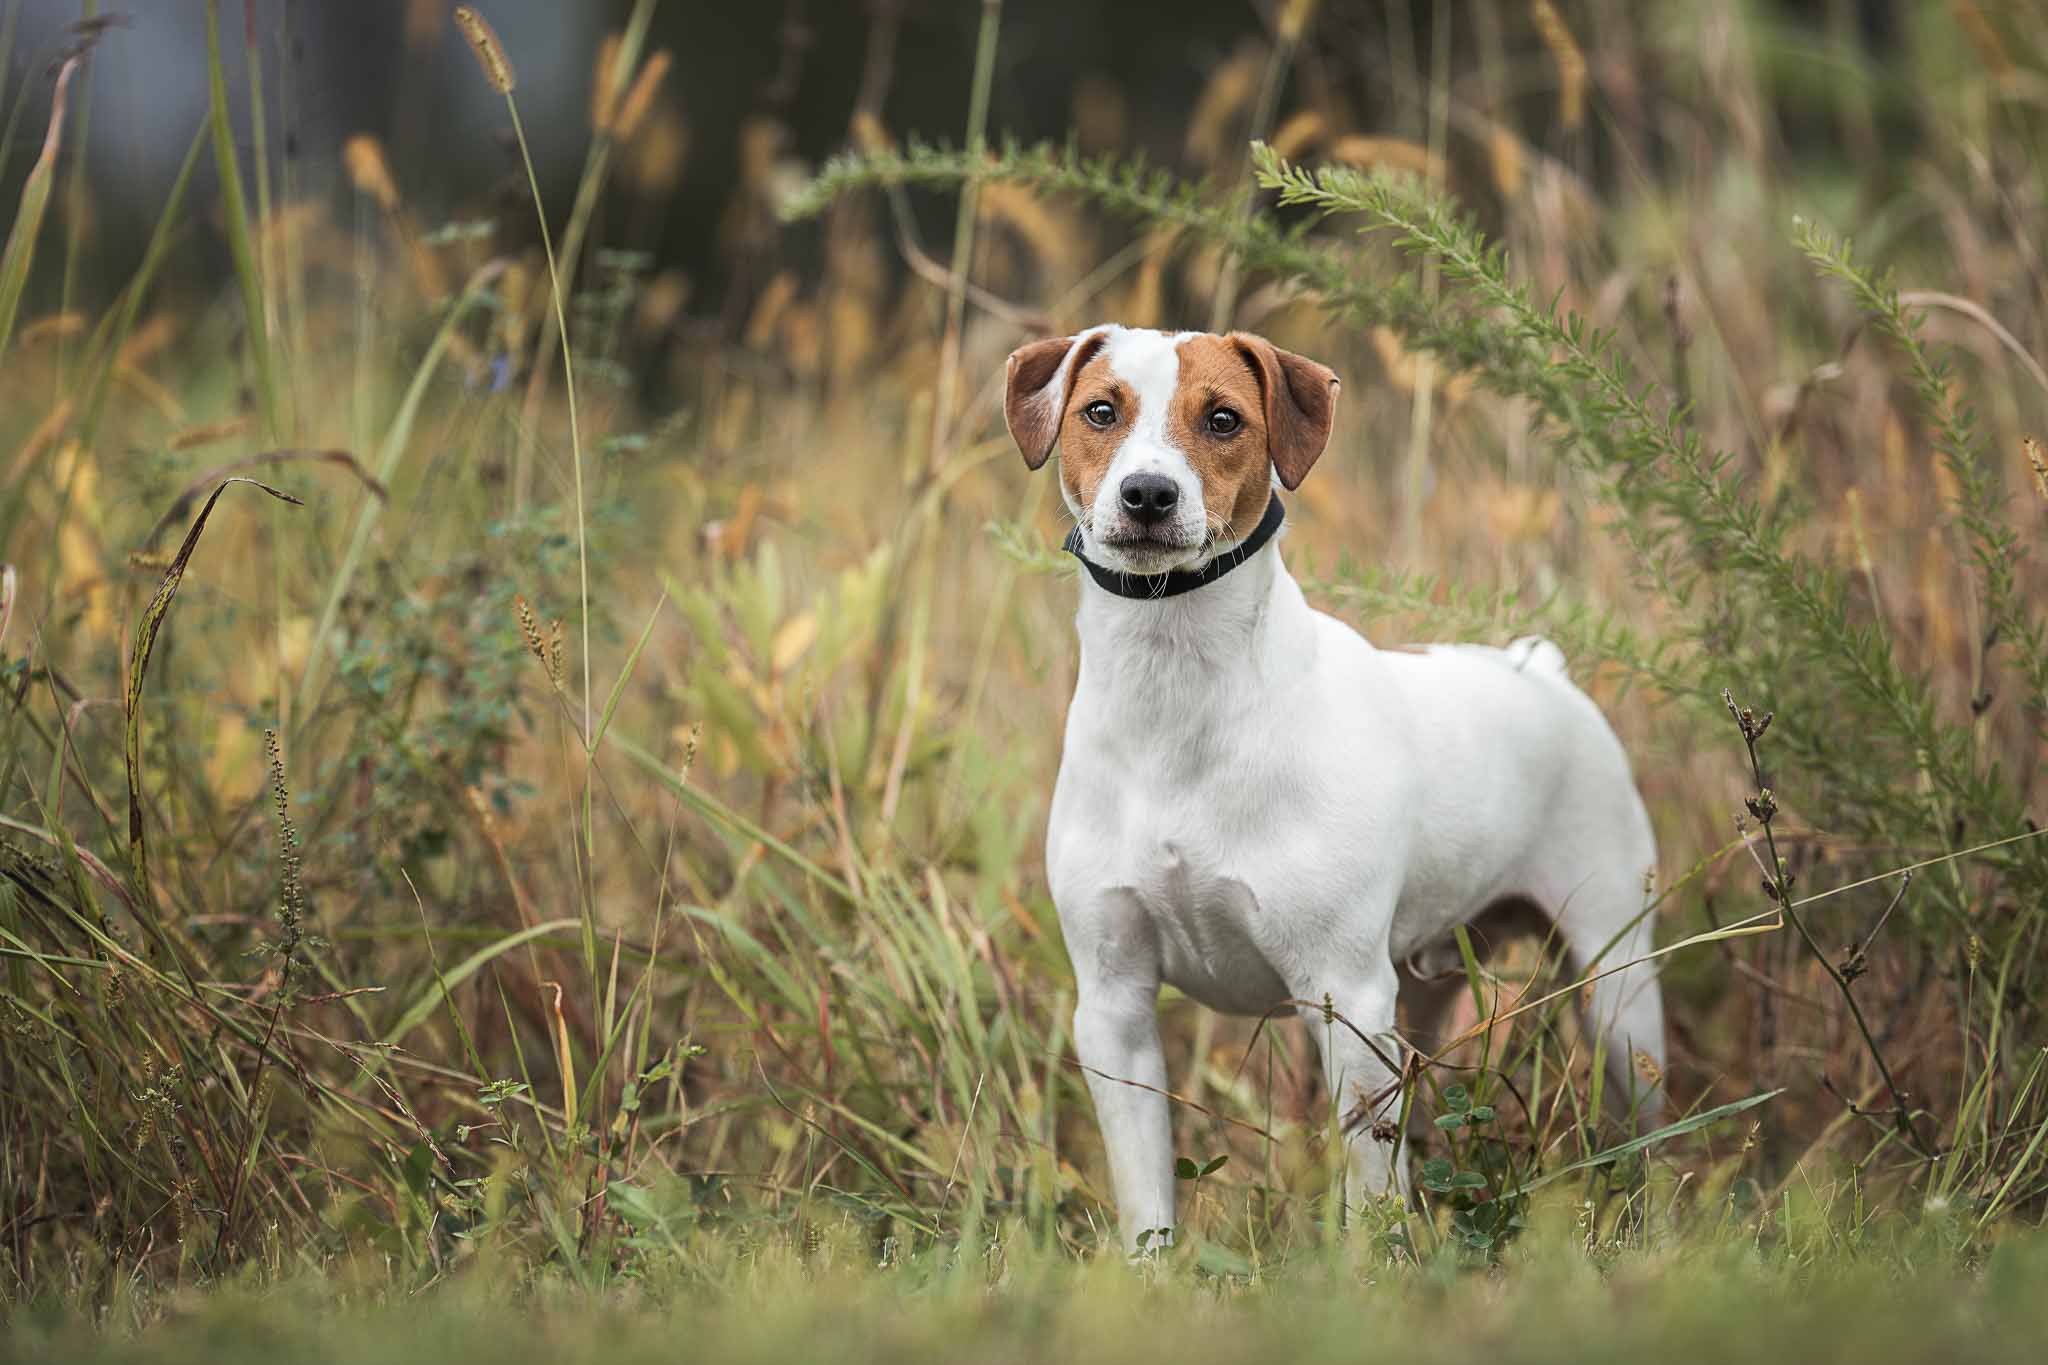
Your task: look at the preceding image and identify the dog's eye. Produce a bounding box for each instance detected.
[1081,400,1117,429]
[1206,407,1242,435]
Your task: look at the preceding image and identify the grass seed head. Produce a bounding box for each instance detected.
[265,729,306,974]
[342,136,400,212]
[614,51,674,144]
[514,593,545,664]
[1529,0,1587,131]
[1278,0,1319,42]
[591,32,624,132]
[453,6,516,94]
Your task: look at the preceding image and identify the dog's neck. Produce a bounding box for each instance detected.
[1072,532,1312,694]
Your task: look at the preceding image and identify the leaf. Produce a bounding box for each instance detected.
[1521,1089,1785,1193]
[1195,1241,1254,1278]
[1199,1154,1229,1176]
[1421,1157,1454,1183]
[139,450,385,553]
[1434,1112,1468,1130]
[1468,1105,1496,1123]
[1174,1156,1200,1180]
[1443,1083,1471,1113]
[126,478,303,896]
[541,978,578,1131]
[400,1141,434,1201]
[604,1181,664,1231]
[0,56,79,358]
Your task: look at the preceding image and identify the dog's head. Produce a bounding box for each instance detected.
[1003,325,1339,575]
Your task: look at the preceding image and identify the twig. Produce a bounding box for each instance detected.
[1723,689,1937,1161]
[1840,869,1912,982]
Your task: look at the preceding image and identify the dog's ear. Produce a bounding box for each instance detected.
[1004,332,1100,470]
[1229,333,1340,490]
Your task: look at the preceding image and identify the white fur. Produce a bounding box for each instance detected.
[1045,327,1666,1252]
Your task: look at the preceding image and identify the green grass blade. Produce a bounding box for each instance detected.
[581,597,663,786]
[126,478,303,899]
[204,0,278,438]
[406,870,487,1079]
[383,918,583,1048]
[0,56,78,360]
[1522,1089,1785,1193]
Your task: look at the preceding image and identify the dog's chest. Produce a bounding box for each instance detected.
[1052,659,1345,1014]
[1127,836,1291,1015]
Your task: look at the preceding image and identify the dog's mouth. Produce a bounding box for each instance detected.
[1092,530,1203,572]
[1097,529,1194,552]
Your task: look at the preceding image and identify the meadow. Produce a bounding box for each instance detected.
[4,0,2048,1356]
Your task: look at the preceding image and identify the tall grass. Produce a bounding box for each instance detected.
[2,0,2046,1340]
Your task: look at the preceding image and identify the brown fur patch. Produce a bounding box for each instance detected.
[1004,334,1083,469]
[1229,332,1340,490]
[1169,334,1278,539]
[1053,342,1126,513]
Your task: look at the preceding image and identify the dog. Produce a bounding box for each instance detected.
[1004,324,1666,1252]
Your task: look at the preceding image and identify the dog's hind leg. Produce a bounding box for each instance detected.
[1535,849,1668,1124]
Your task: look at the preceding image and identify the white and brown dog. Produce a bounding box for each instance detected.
[1005,324,1665,1251]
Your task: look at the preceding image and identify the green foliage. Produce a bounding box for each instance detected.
[1421,1083,1523,1258]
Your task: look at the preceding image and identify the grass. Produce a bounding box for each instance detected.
[3,0,2048,1357]
[11,1223,2048,1363]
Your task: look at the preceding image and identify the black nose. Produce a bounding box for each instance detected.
[1119,473,1180,526]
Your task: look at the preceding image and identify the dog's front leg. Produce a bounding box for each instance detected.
[1298,957,1408,1222]
[1072,970,1176,1253]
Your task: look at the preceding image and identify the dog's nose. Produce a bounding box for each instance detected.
[1119,473,1180,526]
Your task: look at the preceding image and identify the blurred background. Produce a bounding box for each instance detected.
[0,1,1936,339]
[3,0,2047,1283]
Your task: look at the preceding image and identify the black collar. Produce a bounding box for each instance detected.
[1063,494,1285,600]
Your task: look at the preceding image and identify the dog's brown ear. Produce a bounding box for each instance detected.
[1230,333,1340,490]
[1004,333,1095,470]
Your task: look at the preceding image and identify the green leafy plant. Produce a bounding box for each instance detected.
[1421,1083,1522,1258]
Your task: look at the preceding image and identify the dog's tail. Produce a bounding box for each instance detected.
[1504,635,1569,678]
